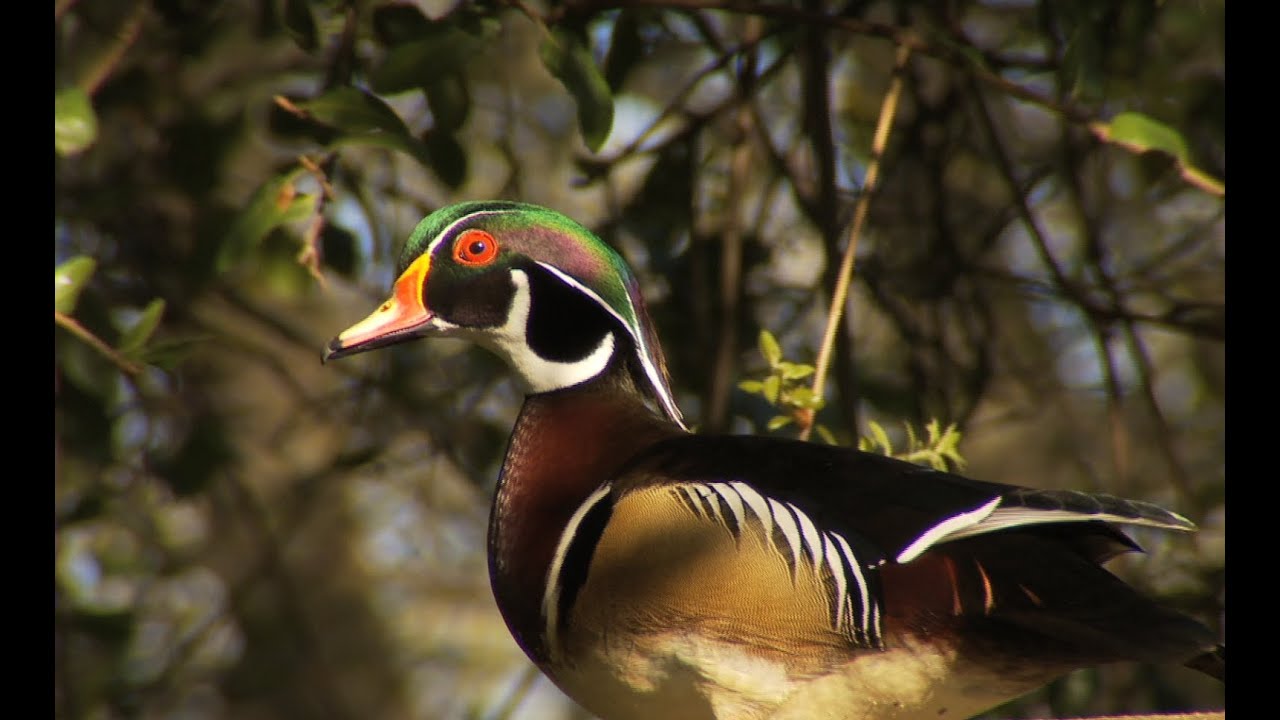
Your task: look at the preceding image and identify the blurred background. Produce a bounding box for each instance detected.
[54,1,1224,718]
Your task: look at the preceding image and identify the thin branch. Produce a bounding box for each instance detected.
[707,17,762,431]
[323,1,362,90]
[967,75,1140,487]
[799,44,912,441]
[297,154,337,287]
[567,0,1089,124]
[591,36,769,165]
[54,311,142,376]
[568,0,1222,200]
[79,0,147,96]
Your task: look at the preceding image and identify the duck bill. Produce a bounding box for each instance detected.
[324,256,437,362]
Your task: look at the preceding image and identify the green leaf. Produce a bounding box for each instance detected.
[281,0,318,52]
[603,10,644,90]
[779,362,815,381]
[766,415,793,431]
[424,131,467,189]
[55,256,97,314]
[218,170,316,272]
[1091,112,1223,196]
[370,32,478,95]
[55,87,98,156]
[762,375,781,405]
[118,299,166,356]
[737,380,764,394]
[298,86,411,136]
[539,29,614,152]
[1099,111,1191,165]
[294,87,432,167]
[815,425,838,445]
[758,330,782,367]
[867,421,892,455]
[787,386,824,410]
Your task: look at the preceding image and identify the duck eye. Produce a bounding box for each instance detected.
[453,229,499,266]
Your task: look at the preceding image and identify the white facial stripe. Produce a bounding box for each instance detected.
[536,262,686,429]
[895,496,1002,564]
[544,484,613,660]
[466,270,616,393]
[423,208,510,259]
[419,210,685,425]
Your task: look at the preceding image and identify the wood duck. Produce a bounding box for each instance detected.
[324,201,1224,720]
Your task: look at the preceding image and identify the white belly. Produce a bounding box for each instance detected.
[550,632,1043,720]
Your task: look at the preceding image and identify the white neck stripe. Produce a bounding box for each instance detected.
[543,484,613,661]
[468,270,616,393]
[537,262,686,429]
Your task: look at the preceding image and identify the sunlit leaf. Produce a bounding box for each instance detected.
[788,386,823,410]
[779,362,815,381]
[762,375,781,404]
[55,87,98,156]
[1099,112,1191,164]
[758,330,782,367]
[118,299,166,356]
[738,380,764,394]
[1091,112,1224,196]
[868,421,892,455]
[767,415,792,431]
[55,256,97,314]
[539,29,614,152]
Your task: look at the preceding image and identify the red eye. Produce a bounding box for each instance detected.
[453,229,499,266]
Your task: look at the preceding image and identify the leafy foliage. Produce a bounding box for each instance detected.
[54,2,1224,719]
[738,330,835,443]
[858,419,966,473]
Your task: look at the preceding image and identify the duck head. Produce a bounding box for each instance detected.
[325,201,685,427]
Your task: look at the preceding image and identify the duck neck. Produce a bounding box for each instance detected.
[488,358,682,665]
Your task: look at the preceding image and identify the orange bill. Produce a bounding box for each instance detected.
[324,253,436,362]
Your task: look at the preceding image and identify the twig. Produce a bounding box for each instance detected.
[297,154,336,288]
[79,0,147,95]
[706,17,762,432]
[54,311,142,376]
[569,0,1222,199]
[799,44,912,441]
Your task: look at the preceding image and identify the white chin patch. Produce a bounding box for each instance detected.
[469,270,617,394]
